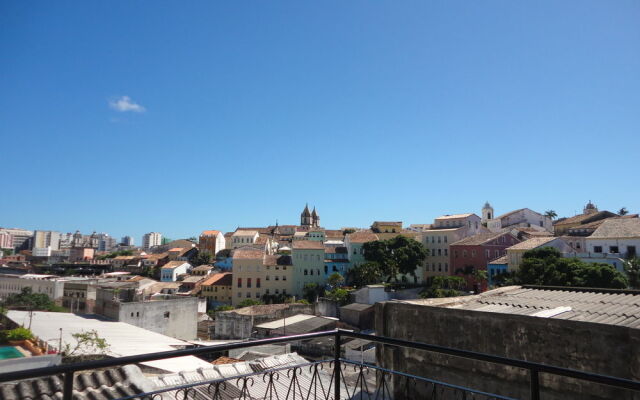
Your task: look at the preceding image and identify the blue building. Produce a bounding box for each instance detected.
[487,255,508,286]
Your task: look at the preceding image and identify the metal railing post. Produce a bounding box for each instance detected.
[63,371,74,400]
[530,369,540,400]
[334,330,341,400]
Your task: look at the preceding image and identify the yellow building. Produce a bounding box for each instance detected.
[231,246,293,306]
[200,272,232,305]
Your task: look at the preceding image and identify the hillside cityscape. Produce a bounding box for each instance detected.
[1,201,639,398]
[2,1,639,399]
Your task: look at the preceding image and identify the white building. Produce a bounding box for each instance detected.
[231,230,259,249]
[586,218,640,259]
[0,274,65,301]
[160,261,191,282]
[487,208,553,233]
[143,232,163,250]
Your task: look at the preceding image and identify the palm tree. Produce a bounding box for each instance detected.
[544,210,558,220]
[619,207,629,216]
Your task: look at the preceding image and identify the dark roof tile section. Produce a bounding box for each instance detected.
[590,218,640,239]
[0,365,153,400]
[450,232,514,246]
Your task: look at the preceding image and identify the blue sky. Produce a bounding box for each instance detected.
[1,1,639,243]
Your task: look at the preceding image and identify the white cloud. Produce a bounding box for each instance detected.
[109,96,146,113]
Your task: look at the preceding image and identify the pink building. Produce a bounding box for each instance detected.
[69,247,95,262]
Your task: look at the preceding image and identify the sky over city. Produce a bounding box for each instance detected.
[1,1,639,243]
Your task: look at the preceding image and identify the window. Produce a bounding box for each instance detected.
[131,312,134,317]
[246,292,250,298]
[266,266,270,270]
[266,289,270,294]
[431,237,435,244]
[444,249,448,256]
[463,250,467,258]
[237,278,242,288]
[576,243,581,249]
[438,263,442,272]
[444,236,448,243]
[454,250,458,258]
[256,293,260,298]
[438,236,441,243]
[275,289,280,294]
[471,250,476,257]
[283,276,286,280]
[247,278,252,288]
[628,246,637,257]
[445,262,448,271]
[136,312,139,317]
[304,269,308,275]
[485,250,490,258]
[610,246,619,253]
[495,250,499,258]
[164,312,170,318]
[257,278,261,288]
[275,276,280,280]
[237,292,241,298]
[594,246,603,253]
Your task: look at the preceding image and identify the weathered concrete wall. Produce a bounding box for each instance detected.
[375,301,640,400]
[316,299,338,318]
[214,304,314,339]
[117,297,199,340]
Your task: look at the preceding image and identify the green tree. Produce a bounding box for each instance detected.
[619,207,629,216]
[63,330,110,360]
[420,276,466,298]
[190,250,213,266]
[327,272,345,289]
[517,247,628,289]
[544,210,558,220]
[302,283,325,303]
[4,287,58,311]
[237,299,263,308]
[325,288,351,305]
[362,236,427,283]
[346,262,384,288]
[342,228,356,236]
[624,258,640,289]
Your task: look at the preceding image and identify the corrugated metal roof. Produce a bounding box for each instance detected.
[441,286,640,328]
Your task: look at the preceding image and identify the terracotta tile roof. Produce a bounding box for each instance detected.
[232,247,265,259]
[200,230,221,236]
[168,247,185,252]
[435,213,474,220]
[488,255,508,264]
[590,218,640,239]
[232,230,259,237]
[161,261,190,270]
[495,208,527,220]
[192,265,214,271]
[292,241,325,250]
[451,232,515,246]
[347,231,379,243]
[554,211,617,227]
[201,272,232,286]
[507,237,557,251]
[324,229,345,239]
[211,356,242,365]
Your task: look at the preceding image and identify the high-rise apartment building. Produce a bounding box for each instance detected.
[142,232,162,250]
[121,236,135,246]
[0,228,33,251]
[33,230,62,251]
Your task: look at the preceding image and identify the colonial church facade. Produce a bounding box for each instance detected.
[300,204,320,228]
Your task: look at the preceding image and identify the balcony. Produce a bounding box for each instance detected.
[1,329,639,400]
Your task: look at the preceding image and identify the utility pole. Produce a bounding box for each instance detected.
[58,328,63,352]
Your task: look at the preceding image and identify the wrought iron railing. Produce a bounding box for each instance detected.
[1,329,640,399]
